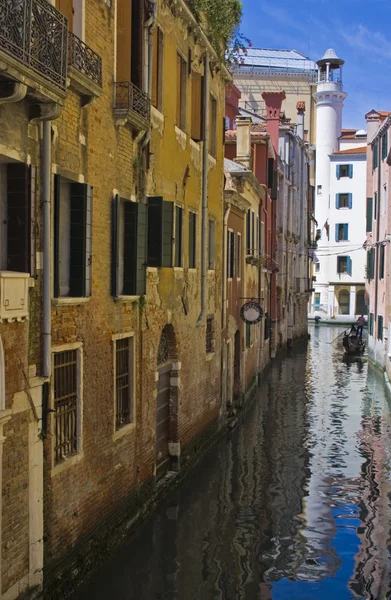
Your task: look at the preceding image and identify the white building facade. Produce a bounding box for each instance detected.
[310,49,367,320]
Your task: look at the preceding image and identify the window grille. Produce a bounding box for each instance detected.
[53,350,78,464]
[115,338,133,430]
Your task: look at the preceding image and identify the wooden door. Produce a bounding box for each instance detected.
[156,363,171,472]
[57,0,73,30]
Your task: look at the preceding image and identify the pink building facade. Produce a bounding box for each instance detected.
[365,110,391,370]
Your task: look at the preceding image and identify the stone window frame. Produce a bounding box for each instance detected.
[112,332,136,441]
[51,341,84,477]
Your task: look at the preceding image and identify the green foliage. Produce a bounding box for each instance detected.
[188,0,250,65]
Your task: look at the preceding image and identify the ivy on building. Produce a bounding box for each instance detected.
[187,0,250,65]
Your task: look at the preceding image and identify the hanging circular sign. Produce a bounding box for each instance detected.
[240,301,263,325]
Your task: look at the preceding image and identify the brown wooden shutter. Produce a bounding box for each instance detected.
[57,0,73,30]
[7,163,30,273]
[176,53,181,127]
[151,27,158,107]
[116,0,132,81]
[191,72,202,141]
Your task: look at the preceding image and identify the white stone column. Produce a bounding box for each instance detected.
[328,285,335,317]
[350,286,356,317]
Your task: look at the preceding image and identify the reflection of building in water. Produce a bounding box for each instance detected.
[349,410,391,599]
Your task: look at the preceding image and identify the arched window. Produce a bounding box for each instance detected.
[339,290,350,315]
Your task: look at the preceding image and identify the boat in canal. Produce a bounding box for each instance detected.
[342,325,365,356]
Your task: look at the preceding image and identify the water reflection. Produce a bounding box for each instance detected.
[76,326,391,600]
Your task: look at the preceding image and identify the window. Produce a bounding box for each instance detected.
[112,196,148,296]
[115,336,134,430]
[191,71,204,142]
[54,176,93,298]
[373,141,378,170]
[339,290,350,315]
[366,197,373,233]
[380,243,385,280]
[336,193,352,209]
[206,317,215,353]
[174,205,183,267]
[367,248,375,280]
[382,185,387,216]
[382,130,388,161]
[264,312,270,341]
[0,162,33,273]
[209,95,217,157]
[236,233,241,278]
[317,185,322,195]
[374,191,377,220]
[188,211,196,268]
[315,263,320,273]
[227,230,235,278]
[147,197,174,268]
[116,0,143,88]
[176,53,187,131]
[208,219,215,270]
[335,223,349,242]
[151,26,164,111]
[53,347,81,465]
[246,323,251,348]
[337,256,352,275]
[378,315,384,341]
[246,210,251,253]
[251,211,255,254]
[336,164,353,179]
[369,312,374,336]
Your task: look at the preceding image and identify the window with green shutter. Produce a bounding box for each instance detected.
[382,131,388,160]
[54,175,93,298]
[174,205,183,267]
[188,211,196,268]
[5,163,33,274]
[379,243,385,279]
[378,315,384,340]
[111,196,148,297]
[246,322,251,348]
[246,209,251,254]
[366,197,373,233]
[369,312,374,336]
[373,141,379,170]
[147,197,174,268]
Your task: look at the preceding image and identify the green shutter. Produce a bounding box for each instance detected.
[147,197,174,268]
[373,141,378,169]
[111,195,120,297]
[189,212,196,268]
[53,175,60,298]
[246,210,251,252]
[366,198,373,233]
[175,206,183,267]
[380,244,385,279]
[69,183,87,298]
[123,201,148,296]
[85,186,93,297]
[369,313,374,336]
[246,323,251,348]
[382,131,388,160]
[378,315,384,340]
[136,203,148,295]
[7,163,30,273]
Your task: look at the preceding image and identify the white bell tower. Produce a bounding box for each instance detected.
[313,49,347,312]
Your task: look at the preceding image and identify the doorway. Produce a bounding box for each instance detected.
[339,290,350,315]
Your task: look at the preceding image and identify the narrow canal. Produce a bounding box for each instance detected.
[75,326,391,600]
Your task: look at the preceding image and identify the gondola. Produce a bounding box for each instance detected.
[342,325,365,356]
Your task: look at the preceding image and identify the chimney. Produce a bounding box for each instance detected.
[296,101,305,140]
[261,91,286,153]
[235,116,252,169]
[365,110,382,142]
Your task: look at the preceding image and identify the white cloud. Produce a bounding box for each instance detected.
[340,24,391,60]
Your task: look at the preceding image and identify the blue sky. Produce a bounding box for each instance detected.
[240,0,391,128]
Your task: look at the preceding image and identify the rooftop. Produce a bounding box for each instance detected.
[340,129,367,140]
[234,48,317,73]
[224,158,250,173]
[332,146,367,155]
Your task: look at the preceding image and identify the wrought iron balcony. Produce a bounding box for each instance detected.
[68,32,102,88]
[114,81,150,130]
[0,0,67,90]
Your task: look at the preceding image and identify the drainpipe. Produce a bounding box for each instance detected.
[42,120,52,378]
[374,138,381,322]
[141,0,157,153]
[196,52,210,327]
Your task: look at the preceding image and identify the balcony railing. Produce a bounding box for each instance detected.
[114,81,150,122]
[0,0,68,89]
[68,32,102,88]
